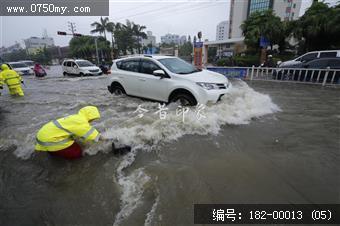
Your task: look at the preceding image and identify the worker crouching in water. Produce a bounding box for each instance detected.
[35,106,101,159]
[0,64,24,96]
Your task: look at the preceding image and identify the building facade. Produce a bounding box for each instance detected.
[216,21,229,41]
[229,0,302,39]
[0,42,22,55]
[161,34,180,45]
[24,36,55,54]
[141,31,156,47]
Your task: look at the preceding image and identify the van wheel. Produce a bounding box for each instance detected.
[79,72,84,77]
[171,93,197,106]
[63,72,67,76]
[111,84,126,96]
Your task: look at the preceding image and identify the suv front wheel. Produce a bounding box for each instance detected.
[170,92,197,106]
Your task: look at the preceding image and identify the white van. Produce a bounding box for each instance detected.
[279,50,340,67]
[62,59,102,76]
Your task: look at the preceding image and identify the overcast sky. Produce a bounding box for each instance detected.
[0,0,338,48]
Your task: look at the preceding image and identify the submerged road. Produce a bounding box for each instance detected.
[0,66,339,225]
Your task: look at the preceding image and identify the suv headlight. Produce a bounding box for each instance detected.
[196,82,219,90]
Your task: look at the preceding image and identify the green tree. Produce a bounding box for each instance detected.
[69,36,111,61]
[113,22,132,55]
[106,21,115,49]
[132,23,147,54]
[31,46,52,64]
[178,41,193,56]
[91,17,110,40]
[1,49,28,62]
[112,20,148,56]
[292,1,340,52]
[241,9,284,51]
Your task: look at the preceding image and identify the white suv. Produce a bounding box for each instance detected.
[107,55,231,105]
[62,59,102,76]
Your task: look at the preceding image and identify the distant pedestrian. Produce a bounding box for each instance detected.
[264,55,275,67]
[0,64,24,96]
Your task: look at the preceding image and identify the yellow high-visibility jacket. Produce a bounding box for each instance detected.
[0,73,4,89]
[0,64,22,89]
[35,106,101,152]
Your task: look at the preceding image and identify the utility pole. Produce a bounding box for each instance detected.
[68,21,76,35]
[94,37,99,65]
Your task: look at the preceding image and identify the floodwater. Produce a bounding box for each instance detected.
[0,66,339,226]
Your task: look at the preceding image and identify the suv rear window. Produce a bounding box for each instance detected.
[320,52,337,58]
[66,61,72,67]
[118,59,140,72]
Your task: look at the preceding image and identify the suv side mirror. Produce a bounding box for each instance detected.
[73,65,78,68]
[153,69,166,78]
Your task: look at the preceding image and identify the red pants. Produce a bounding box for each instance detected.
[49,142,83,159]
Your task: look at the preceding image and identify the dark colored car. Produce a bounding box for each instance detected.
[273,58,340,83]
[99,64,111,74]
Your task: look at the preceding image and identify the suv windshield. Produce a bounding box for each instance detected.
[10,63,28,68]
[158,58,200,74]
[76,60,94,67]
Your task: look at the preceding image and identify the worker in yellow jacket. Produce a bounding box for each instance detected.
[0,64,24,96]
[35,106,101,159]
[0,71,3,95]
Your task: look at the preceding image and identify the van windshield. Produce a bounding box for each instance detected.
[21,61,34,67]
[77,60,94,67]
[10,63,28,68]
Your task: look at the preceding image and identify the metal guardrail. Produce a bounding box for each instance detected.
[207,66,340,86]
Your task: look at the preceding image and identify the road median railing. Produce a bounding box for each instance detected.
[206,66,340,86]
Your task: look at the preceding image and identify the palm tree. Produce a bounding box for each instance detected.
[106,21,115,49]
[91,17,110,40]
[132,23,147,54]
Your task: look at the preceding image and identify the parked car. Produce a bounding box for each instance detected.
[278,50,340,68]
[62,59,102,76]
[7,62,34,76]
[107,55,232,106]
[273,58,340,83]
[19,60,35,70]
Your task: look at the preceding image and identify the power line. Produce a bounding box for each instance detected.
[110,0,226,21]
[111,3,191,21]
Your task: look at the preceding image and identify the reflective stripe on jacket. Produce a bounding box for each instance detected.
[0,70,22,88]
[35,106,100,152]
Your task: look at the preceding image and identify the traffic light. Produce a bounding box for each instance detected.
[73,33,82,37]
[57,31,67,35]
